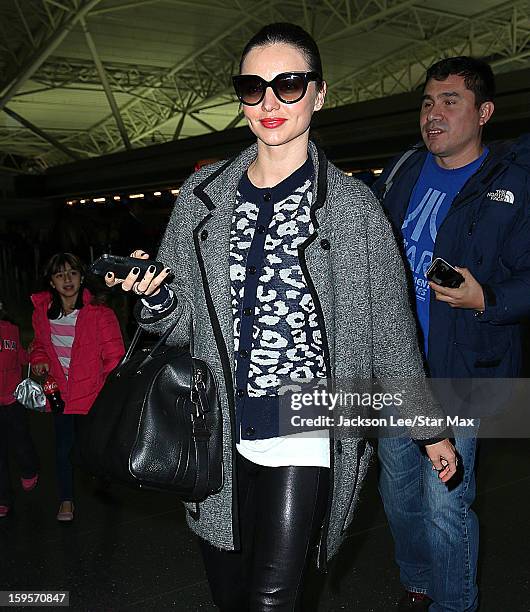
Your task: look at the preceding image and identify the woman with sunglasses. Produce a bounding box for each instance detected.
[107,22,455,611]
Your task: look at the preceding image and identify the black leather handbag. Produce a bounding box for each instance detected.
[75,322,223,502]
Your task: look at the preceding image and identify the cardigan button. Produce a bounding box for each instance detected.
[245,426,256,437]
[257,225,266,234]
[247,265,257,275]
[237,388,245,397]
[200,230,208,241]
[239,349,249,358]
[243,307,253,316]
[263,193,271,202]
[320,239,330,250]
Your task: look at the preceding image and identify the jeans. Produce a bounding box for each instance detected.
[0,402,39,505]
[199,452,330,611]
[53,413,77,502]
[378,433,479,612]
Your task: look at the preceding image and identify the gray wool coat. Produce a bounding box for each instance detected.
[138,141,445,565]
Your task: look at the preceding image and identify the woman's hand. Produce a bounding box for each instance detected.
[104,250,172,297]
[32,363,49,377]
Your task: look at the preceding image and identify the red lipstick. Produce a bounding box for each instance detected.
[260,118,287,129]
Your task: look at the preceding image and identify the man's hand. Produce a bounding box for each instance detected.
[425,438,458,483]
[429,267,485,310]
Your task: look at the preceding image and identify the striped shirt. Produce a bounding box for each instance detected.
[50,310,79,379]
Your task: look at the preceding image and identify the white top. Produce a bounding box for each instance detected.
[237,430,330,468]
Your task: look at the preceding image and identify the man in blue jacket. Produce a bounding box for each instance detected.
[373,56,530,612]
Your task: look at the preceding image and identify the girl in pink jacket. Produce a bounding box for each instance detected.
[0,299,39,518]
[30,253,124,521]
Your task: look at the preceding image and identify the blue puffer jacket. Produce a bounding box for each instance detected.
[373,135,530,386]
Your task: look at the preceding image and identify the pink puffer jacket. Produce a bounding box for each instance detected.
[30,289,125,415]
[0,320,27,405]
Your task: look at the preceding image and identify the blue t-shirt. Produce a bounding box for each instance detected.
[401,149,488,355]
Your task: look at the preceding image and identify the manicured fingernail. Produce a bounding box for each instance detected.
[148,265,155,273]
[164,268,172,274]
[105,272,112,278]
[132,267,140,274]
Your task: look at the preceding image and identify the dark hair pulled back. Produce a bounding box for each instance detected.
[239,22,323,87]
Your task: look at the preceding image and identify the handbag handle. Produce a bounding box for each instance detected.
[118,312,194,371]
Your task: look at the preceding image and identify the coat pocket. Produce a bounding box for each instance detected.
[454,338,512,377]
[451,340,514,417]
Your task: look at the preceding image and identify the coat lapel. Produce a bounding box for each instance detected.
[191,146,257,366]
[301,143,335,375]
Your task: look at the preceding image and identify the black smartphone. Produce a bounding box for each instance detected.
[425,257,465,288]
[90,254,166,282]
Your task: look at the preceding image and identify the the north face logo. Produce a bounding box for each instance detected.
[487,189,515,204]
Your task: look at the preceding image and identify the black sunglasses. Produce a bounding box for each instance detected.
[232,71,322,106]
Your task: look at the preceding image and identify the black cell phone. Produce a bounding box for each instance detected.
[425,257,465,288]
[90,254,166,282]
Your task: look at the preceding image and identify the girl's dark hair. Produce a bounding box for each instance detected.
[239,22,324,87]
[44,252,86,319]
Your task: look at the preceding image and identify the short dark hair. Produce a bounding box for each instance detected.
[239,22,323,87]
[425,56,495,107]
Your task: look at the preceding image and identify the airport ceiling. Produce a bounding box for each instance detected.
[0,0,529,174]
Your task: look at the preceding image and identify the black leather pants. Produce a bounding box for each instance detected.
[199,452,330,612]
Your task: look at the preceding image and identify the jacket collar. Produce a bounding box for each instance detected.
[448,143,512,209]
[192,140,328,226]
[391,140,514,213]
[401,139,513,183]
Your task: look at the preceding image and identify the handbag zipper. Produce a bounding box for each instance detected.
[191,368,210,440]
